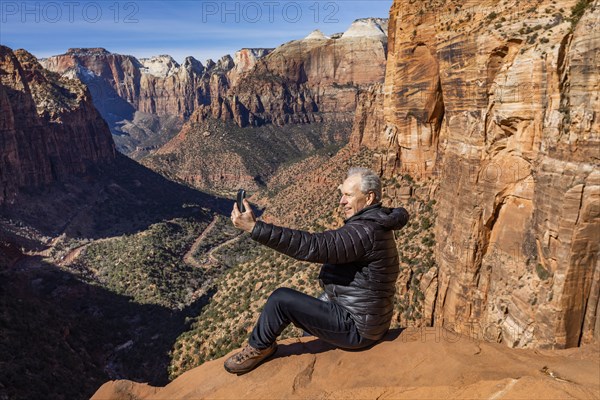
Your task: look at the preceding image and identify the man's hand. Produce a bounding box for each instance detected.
[231,198,256,233]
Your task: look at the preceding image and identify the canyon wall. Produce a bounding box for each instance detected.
[40,48,224,155]
[40,48,210,120]
[216,20,388,127]
[142,19,388,193]
[0,46,115,205]
[40,19,388,156]
[356,0,599,348]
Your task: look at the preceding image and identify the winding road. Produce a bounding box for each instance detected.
[23,214,240,273]
[183,216,242,269]
[183,217,218,268]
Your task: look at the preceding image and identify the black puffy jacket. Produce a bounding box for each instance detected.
[250,203,409,340]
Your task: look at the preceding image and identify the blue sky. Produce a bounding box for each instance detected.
[0,0,392,63]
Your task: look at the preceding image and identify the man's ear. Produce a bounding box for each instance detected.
[366,191,376,205]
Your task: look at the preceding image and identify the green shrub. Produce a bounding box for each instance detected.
[535,263,551,280]
[570,0,592,27]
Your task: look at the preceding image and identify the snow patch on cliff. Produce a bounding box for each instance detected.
[139,55,180,77]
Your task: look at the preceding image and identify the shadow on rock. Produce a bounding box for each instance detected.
[0,255,215,400]
[274,328,405,359]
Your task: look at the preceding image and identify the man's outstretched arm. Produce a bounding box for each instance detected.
[231,198,370,264]
[250,220,371,265]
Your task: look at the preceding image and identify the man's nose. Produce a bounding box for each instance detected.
[339,196,347,205]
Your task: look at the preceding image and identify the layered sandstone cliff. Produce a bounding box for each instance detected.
[141,19,388,193]
[40,48,212,154]
[0,46,115,205]
[40,19,388,156]
[352,0,599,348]
[176,18,388,128]
[40,48,209,119]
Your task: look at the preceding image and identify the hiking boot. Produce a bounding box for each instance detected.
[223,343,277,374]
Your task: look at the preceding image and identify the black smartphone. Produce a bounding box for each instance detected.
[236,189,246,213]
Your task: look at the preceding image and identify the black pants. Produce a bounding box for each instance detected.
[249,287,377,350]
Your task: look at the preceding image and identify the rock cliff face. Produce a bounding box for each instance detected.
[354,0,600,348]
[92,333,600,400]
[229,48,274,86]
[350,82,386,151]
[40,48,208,119]
[40,19,388,156]
[168,18,388,128]
[0,46,115,205]
[142,18,388,193]
[40,48,213,155]
[222,19,387,127]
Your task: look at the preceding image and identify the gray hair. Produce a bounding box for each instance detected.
[347,167,382,202]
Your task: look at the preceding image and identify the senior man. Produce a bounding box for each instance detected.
[225,167,409,374]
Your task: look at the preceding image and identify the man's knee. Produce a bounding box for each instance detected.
[266,287,298,309]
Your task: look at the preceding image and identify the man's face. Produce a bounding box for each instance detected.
[339,175,371,218]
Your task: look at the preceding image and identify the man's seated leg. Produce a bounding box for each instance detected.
[224,287,375,374]
[302,291,329,337]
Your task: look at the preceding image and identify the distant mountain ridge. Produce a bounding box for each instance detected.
[39,18,389,156]
[137,17,389,193]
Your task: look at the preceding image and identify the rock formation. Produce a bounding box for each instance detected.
[40,18,388,156]
[92,332,600,400]
[342,17,389,39]
[229,48,274,86]
[352,0,600,348]
[304,29,330,40]
[0,46,115,205]
[40,48,208,119]
[185,17,389,128]
[139,55,181,78]
[350,83,386,151]
[40,48,211,154]
[141,18,389,193]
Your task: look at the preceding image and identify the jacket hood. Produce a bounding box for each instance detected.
[345,203,409,230]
